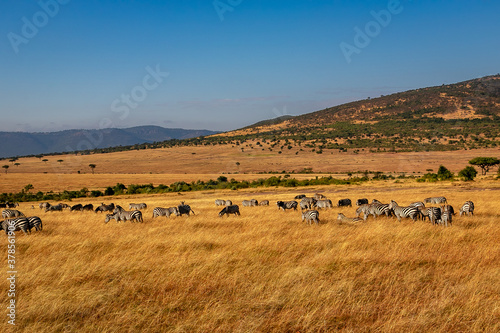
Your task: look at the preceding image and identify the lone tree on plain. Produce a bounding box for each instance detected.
[469,157,500,175]
[89,164,96,174]
[458,166,478,181]
[2,165,9,174]
[57,159,64,164]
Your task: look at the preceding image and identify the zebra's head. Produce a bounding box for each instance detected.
[388,200,398,209]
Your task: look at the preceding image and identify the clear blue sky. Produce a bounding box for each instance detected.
[1,0,499,132]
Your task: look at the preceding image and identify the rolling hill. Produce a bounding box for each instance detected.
[0,126,217,158]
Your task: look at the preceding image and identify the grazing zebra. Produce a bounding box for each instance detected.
[409,201,425,208]
[215,199,226,206]
[302,210,320,225]
[313,193,326,200]
[418,206,430,221]
[95,203,115,213]
[2,209,25,219]
[219,205,240,217]
[424,196,447,204]
[112,206,143,222]
[242,199,258,207]
[425,207,442,225]
[277,200,298,211]
[46,204,63,212]
[356,198,369,206]
[440,205,455,216]
[300,197,316,210]
[388,200,419,222]
[337,213,363,223]
[337,199,352,207]
[314,199,333,209]
[27,216,43,231]
[459,201,474,216]
[129,203,147,210]
[178,203,195,216]
[70,204,83,211]
[152,207,179,218]
[259,200,269,206]
[1,217,31,235]
[104,213,122,223]
[355,204,372,221]
[82,204,94,211]
[440,210,453,227]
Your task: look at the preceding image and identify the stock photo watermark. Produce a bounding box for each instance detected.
[340,0,408,64]
[213,0,243,21]
[6,221,17,325]
[7,0,71,54]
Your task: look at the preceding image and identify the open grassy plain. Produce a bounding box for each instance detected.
[1,180,499,332]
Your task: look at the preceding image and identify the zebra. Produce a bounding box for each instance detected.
[440,210,453,227]
[300,197,316,210]
[152,207,179,218]
[313,193,326,200]
[95,203,115,213]
[178,203,195,216]
[242,200,258,207]
[27,216,43,231]
[259,200,269,206]
[302,210,320,225]
[215,199,226,206]
[314,199,333,209]
[129,203,147,210]
[388,200,419,222]
[355,204,372,221]
[337,213,363,223]
[440,204,455,216]
[459,201,474,216]
[425,207,442,225]
[424,197,447,204]
[2,209,25,219]
[219,205,240,217]
[1,217,31,235]
[104,213,122,223]
[409,201,425,208]
[277,201,298,211]
[418,206,430,221]
[112,206,143,222]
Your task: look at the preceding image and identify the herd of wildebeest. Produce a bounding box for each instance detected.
[0,192,476,235]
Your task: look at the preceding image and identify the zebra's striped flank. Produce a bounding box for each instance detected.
[302,210,320,225]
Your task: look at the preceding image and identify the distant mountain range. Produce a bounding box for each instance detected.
[0,126,217,158]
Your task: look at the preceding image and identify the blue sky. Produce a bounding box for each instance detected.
[1,0,499,132]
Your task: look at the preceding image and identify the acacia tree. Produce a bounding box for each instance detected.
[469,157,500,175]
[89,164,96,174]
[2,165,9,174]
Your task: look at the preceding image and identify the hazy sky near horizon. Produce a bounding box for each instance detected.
[1,0,499,133]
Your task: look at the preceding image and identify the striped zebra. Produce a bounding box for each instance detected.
[313,193,326,200]
[129,203,147,210]
[355,204,372,221]
[440,210,452,227]
[112,206,143,223]
[418,206,430,221]
[1,217,31,235]
[314,199,333,209]
[27,216,43,231]
[424,196,447,204]
[277,200,298,211]
[104,213,122,223]
[259,200,269,206]
[2,209,25,219]
[242,200,258,207]
[337,213,363,223]
[409,201,425,208]
[357,202,391,220]
[388,200,419,222]
[215,199,226,206]
[302,210,320,225]
[300,197,316,210]
[152,207,179,218]
[425,207,442,225]
[440,205,455,216]
[459,201,474,216]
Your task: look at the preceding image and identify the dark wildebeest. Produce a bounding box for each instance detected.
[218,205,240,217]
[178,202,195,216]
[95,203,115,213]
[337,199,352,207]
[356,198,368,206]
[70,204,83,212]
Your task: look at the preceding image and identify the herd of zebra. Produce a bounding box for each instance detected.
[0,193,476,235]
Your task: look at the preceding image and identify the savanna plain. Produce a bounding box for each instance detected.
[1,169,499,332]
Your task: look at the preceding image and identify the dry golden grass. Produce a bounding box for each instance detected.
[1,180,499,332]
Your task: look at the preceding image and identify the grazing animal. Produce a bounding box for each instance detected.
[259,200,269,206]
[152,207,179,218]
[302,210,320,225]
[219,205,240,217]
[409,201,425,208]
[388,200,419,222]
[426,207,442,225]
[178,203,195,216]
[242,199,258,207]
[337,213,363,223]
[82,204,94,211]
[2,209,25,219]
[314,193,326,200]
[129,203,147,210]
[294,194,306,199]
[277,200,298,211]
[46,204,63,212]
[6,202,19,208]
[424,197,447,204]
[0,217,31,235]
[440,210,453,227]
[215,199,226,206]
[459,201,474,216]
[356,198,369,206]
[112,206,143,222]
[300,197,316,210]
[355,204,372,221]
[418,206,430,221]
[440,205,455,216]
[27,216,43,231]
[39,202,51,210]
[95,203,115,213]
[104,213,122,223]
[70,204,83,211]
[337,199,352,207]
[314,199,333,209]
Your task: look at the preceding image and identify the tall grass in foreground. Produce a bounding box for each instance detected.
[1,183,499,332]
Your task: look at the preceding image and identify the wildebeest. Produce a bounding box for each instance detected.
[70,204,83,211]
[82,204,94,211]
[337,199,352,207]
[294,194,306,199]
[219,205,240,217]
[178,202,195,216]
[356,198,368,206]
[39,202,51,210]
[46,204,63,212]
[95,203,115,213]
[277,201,298,211]
[314,199,333,209]
[259,200,269,206]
